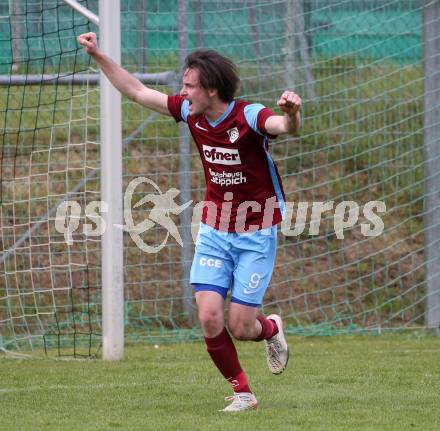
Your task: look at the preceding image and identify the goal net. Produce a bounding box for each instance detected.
[1,0,439,355]
[0,0,100,355]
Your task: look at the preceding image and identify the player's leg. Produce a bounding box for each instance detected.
[196,288,258,412]
[227,297,288,374]
[190,224,256,411]
[195,288,226,337]
[195,289,253,396]
[227,301,277,341]
[230,225,289,374]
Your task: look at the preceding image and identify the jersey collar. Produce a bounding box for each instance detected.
[206,100,236,128]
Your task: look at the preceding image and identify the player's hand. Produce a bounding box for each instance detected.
[277,91,302,116]
[77,32,99,55]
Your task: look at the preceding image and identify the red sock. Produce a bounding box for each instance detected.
[254,315,279,341]
[205,328,251,393]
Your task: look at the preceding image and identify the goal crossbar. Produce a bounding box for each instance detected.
[0,72,176,86]
[63,0,99,26]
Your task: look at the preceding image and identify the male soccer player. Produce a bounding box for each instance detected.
[78,32,301,412]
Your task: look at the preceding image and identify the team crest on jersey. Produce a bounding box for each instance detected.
[227,127,239,143]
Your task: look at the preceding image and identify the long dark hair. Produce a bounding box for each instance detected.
[184,50,240,102]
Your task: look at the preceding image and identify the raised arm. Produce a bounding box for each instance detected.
[77,32,170,115]
[264,90,302,135]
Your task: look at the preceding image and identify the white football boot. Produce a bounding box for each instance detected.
[264,314,289,374]
[220,392,258,412]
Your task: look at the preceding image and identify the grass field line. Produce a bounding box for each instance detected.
[0,381,147,395]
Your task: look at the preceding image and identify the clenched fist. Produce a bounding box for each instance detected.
[77,32,99,56]
[277,91,302,116]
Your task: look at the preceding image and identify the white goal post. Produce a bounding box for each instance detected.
[63,0,124,360]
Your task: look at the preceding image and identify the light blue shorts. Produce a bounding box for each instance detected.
[190,223,277,307]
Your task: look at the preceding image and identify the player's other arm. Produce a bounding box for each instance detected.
[77,32,170,116]
[264,91,302,135]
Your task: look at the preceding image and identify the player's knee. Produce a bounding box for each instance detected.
[198,309,223,335]
[228,321,253,341]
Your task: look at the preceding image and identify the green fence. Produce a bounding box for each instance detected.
[0,0,423,75]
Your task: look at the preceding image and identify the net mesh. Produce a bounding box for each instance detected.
[0,0,438,355]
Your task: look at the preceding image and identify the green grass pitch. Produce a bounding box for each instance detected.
[1,334,439,431]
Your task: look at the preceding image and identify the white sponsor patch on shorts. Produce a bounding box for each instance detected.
[199,257,223,268]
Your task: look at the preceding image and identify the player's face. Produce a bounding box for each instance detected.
[180,68,211,116]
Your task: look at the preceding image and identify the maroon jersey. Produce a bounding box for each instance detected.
[167,95,286,232]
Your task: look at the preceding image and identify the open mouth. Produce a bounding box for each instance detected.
[187,100,194,114]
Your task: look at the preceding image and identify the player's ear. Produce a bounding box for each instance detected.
[208,88,218,98]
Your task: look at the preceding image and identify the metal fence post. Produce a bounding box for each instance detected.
[178,0,194,323]
[423,0,440,332]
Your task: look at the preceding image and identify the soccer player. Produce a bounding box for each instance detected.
[78,32,301,412]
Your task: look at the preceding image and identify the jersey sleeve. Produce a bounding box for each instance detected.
[244,103,277,139]
[167,94,190,123]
